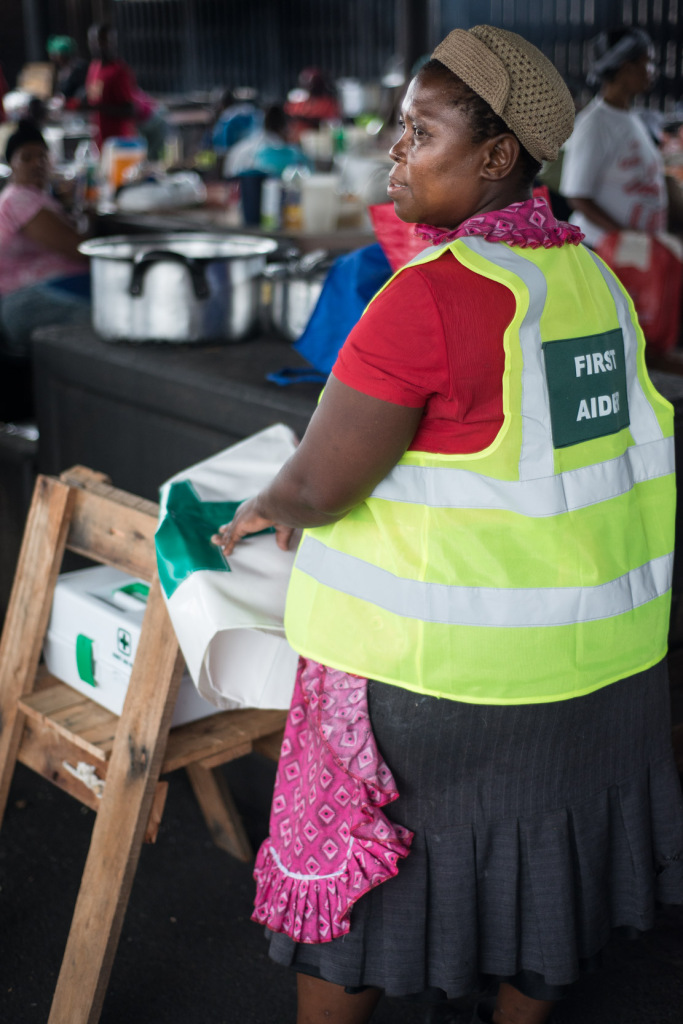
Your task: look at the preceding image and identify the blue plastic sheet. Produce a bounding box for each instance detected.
[267,243,392,387]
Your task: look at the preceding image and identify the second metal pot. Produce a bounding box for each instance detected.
[262,250,332,342]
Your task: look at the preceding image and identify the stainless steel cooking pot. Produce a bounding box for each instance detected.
[262,250,332,342]
[79,233,278,343]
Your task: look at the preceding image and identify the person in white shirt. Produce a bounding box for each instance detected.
[560,28,669,249]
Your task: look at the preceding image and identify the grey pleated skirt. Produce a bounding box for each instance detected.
[267,659,683,999]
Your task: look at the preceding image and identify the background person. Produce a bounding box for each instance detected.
[560,28,680,247]
[47,35,88,105]
[0,119,90,359]
[223,103,310,178]
[210,87,262,156]
[213,24,683,1024]
[85,23,167,160]
[85,23,137,147]
[284,66,341,141]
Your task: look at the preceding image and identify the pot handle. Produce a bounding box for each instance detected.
[129,250,210,300]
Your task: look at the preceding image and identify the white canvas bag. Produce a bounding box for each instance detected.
[155,424,299,711]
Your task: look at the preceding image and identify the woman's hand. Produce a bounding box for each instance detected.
[210,376,423,555]
[211,497,294,556]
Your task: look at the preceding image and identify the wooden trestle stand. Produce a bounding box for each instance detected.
[0,467,287,1024]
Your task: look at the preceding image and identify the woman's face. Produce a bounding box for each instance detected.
[388,72,503,228]
[11,142,50,190]
[617,48,656,95]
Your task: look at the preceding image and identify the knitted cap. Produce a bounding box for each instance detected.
[431,25,575,162]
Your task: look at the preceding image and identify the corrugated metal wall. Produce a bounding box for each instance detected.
[435,0,683,110]
[110,0,683,110]
[113,0,397,100]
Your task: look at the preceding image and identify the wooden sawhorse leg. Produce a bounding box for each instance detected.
[186,762,253,862]
[48,576,185,1024]
[0,477,74,823]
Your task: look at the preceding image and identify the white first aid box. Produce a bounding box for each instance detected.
[42,565,220,727]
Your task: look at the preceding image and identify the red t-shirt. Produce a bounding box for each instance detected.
[332,250,515,455]
[85,58,137,146]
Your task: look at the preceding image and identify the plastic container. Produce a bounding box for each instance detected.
[42,565,220,726]
[100,137,147,197]
[301,173,341,233]
[237,169,267,226]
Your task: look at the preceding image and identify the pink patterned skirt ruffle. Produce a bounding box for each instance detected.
[251,657,414,944]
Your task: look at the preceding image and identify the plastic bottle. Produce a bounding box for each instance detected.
[331,123,345,154]
[260,177,283,230]
[281,164,310,231]
[74,139,101,213]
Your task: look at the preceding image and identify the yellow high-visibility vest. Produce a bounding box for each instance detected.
[284,237,676,705]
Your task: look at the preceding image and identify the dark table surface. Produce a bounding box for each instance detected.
[32,324,321,502]
[95,205,377,254]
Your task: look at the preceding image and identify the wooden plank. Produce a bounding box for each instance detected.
[253,728,285,763]
[59,466,111,490]
[162,708,287,774]
[48,576,184,1024]
[186,763,252,862]
[197,741,253,770]
[50,700,120,739]
[19,684,118,757]
[78,720,117,754]
[65,488,159,582]
[0,476,74,823]
[19,697,113,764]
[20,678,92,717]
[17,715,107,811]
[144,782,168,844]
[60,466,160,520]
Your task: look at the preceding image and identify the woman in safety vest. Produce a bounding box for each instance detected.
[213,25,683,1024]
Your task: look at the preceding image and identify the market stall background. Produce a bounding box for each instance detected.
[0,3,682,1021]
[3,0,683,111]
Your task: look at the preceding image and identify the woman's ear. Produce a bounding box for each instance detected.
[481,133,520,181]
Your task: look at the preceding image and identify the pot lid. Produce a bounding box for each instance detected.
[79,232,278,261]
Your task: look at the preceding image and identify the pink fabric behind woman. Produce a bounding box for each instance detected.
[252,658,413,943]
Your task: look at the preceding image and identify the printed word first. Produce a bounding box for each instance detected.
[574,350,617,377]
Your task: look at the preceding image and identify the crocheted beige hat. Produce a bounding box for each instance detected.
[431,25,574,162]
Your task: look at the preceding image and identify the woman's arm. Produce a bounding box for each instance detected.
[213,374,423,555]
[564,196,622,235]
[21,207,89,261]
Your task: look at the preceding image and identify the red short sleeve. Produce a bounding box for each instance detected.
[332,250,515,454]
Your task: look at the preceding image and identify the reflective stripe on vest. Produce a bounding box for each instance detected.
[372,435,673,515]
[284,238,675,704]
[295,537,673,628]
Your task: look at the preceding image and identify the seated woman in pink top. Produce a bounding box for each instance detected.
[0,120,90,358]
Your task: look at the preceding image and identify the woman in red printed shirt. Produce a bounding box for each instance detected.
[85,23,137,148]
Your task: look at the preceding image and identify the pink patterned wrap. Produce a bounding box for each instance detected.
[252,658,413,943]
[415,195,584,249]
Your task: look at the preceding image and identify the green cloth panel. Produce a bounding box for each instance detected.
[155,480,274,599]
